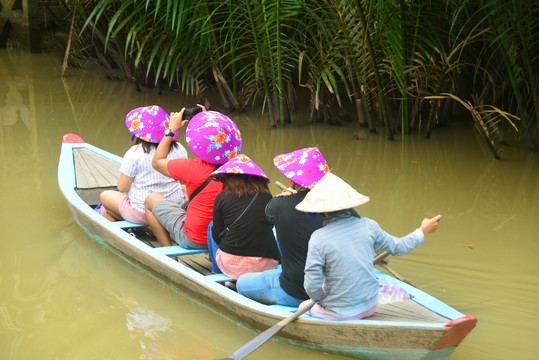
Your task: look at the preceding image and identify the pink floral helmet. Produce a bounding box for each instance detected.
[125,105,178,143]
[210,154,270,183]
[185,111,242,164]
[273,147,330,189]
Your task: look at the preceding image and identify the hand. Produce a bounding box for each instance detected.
[169,108,189,133]
[374,251,390,264]
[420,214,442,235]
[275,188,295,197]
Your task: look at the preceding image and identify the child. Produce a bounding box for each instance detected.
[210,154,280,279]
[296,172,441,320]
[99,105,187,225]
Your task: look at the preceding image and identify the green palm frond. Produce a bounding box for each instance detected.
[481,0,539,149]
[79,0,213,92]
[68,0,535,153]
[425,93,519,159]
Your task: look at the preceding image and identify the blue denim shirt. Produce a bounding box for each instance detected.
[304,210,424,318]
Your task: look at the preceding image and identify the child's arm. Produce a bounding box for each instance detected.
[117,173,134,193]
[117,150,136,193]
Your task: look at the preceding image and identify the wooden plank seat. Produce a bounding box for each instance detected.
[112,220,147,229]
[205,273,235,283]
[152,245,209,257]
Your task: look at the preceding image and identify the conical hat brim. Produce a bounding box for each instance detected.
[296,173,369,213]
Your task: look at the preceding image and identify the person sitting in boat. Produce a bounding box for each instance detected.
[98,105,187,226]
[235,147,328,306]
[208,155,281,280]
[145,107,242,249]
[296,172,442,320]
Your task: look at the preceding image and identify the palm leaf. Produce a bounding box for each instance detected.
[425,93,519,159]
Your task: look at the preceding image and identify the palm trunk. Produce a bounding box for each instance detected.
[515,2,539,150]
[425,65,447,138]
[245,2,276,127]
[400,0,410,135]
[354,0,394,140]
[276,0,286,126]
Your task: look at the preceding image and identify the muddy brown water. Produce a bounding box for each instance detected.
[1,49,538,359]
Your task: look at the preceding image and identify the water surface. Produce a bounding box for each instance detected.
[1,49,538,359]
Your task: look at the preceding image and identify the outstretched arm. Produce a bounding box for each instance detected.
[374,214,442,256]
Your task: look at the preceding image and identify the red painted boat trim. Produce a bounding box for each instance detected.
[431,316,478,350]
[63,133,85,144]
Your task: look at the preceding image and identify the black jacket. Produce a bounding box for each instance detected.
[212,192,280,261]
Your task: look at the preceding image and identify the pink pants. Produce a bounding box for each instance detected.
[303,301,377,321]
[118,195,148,225]
[301,281,409,320]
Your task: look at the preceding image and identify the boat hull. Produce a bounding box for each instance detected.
[58,134,476,359]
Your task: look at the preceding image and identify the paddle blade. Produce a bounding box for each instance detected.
[225,323,284,360]
[223,300,315,360]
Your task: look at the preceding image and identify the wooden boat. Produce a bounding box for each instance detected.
[58,133,477,360]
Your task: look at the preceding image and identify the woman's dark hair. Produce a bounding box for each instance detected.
[134,138,179,154]
[218,174,270,197]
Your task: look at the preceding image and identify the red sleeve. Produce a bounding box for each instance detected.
[167,158,214,199]
[167,158,191,182]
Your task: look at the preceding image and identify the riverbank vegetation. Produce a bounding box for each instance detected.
[49,0,538,158]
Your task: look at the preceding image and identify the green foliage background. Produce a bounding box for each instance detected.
[66,0,538,157]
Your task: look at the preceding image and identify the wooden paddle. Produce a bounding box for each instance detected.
[275,180,297,194]
[374,250,391,265]
[373,251,413,286]
[221,300,315,360]
[379,263,413,286]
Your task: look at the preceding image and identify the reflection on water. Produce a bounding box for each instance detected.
[1,48,538,360]
[114,292,204,360]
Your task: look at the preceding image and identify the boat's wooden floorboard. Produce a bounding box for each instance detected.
[178,253,213,275]
[129,228,160,247]
[129,228,214,275]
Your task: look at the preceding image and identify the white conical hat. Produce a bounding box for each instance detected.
[296,173,370,213]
